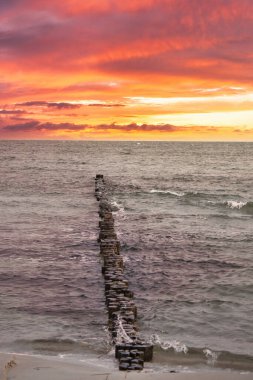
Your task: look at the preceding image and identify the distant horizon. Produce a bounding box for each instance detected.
[1,1,253,141]
[1,138,252,143]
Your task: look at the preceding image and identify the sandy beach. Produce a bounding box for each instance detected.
[0,352,252,380]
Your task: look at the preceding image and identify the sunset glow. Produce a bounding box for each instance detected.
[1,0,253,140]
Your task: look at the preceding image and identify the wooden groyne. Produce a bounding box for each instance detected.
[95,174,153,371]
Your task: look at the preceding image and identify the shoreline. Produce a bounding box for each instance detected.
[0,352,252,380]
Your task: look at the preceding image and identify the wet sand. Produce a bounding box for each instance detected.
[0,352,252,380]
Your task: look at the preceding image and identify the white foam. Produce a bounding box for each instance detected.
[150,189,185,197]
[111,201,125,214]
[161,340,188,354]
[225,200,247,209]
[149,334,188,354]
[114,315,134,344]
[203,348,218,364]
[122,256,130,264]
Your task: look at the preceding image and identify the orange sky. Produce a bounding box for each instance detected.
[1,0,253,140]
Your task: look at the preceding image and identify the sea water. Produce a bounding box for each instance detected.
[0,141,252,371]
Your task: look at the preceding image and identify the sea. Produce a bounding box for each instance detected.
[0,140,252,373]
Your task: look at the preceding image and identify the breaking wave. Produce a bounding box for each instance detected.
[149,334,188,354]
[150,189,185,197]
[224,200,253,212]
[147,334,253,371]
[149,189,253,215]
[111,200,125,214]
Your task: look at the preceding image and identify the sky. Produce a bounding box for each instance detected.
[0,0,253,141]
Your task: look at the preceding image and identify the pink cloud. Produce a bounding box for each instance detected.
[1,0,253,83]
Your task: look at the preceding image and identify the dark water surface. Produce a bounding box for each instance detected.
[0,141,252,371]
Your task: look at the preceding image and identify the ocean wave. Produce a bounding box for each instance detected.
[148,334,253,371]
[224,200,253,211]
[206,199,253,215]
[148,190,253,214]
[111,201,125,214]
[203,348,219,365]
[149,189,213,200]
[148,334,188,354]
[13,337,253,371]
[150,189,185,197]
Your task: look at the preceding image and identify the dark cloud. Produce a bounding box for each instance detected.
[17,100,124,109]
[233,128,252,134]
[3,120,41,132]
[0,109,26,114]
[16,101,48,106]
[88,103,125,107]
[47,102,82,110]
[96,123,180,132]
[2,120,181,133]
[0,0,19,11]
[42,122,85,130]
[2,119,247,137]
[0,11,62,58]
[16,101,81,109]
[9,116,30,122]
[2,121,85,132]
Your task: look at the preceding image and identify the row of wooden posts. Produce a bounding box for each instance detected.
[95,174,153,371]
